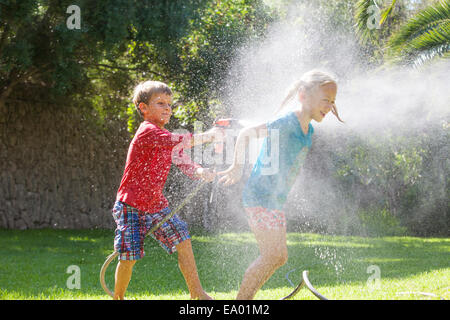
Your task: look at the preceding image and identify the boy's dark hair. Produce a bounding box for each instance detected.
[133,81,173,118]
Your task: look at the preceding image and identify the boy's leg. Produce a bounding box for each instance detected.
[176,239,213,300]
[113,260,137,300]
[150,209,212,300]
[236,225,288,300]
[111,201,146,300]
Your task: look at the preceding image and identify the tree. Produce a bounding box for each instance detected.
[126,0,275,127]
[0,0,273,126]
[354,0,450,66]
[354,0,410,64]
[387,0,450,66]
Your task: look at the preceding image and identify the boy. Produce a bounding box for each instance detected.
[112,80,221,300]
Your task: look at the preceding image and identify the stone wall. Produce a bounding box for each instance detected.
[0,100,246,230]
[0,100,130,229]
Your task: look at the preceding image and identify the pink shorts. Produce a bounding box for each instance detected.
[244,207,286,230]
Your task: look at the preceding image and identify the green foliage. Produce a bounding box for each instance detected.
[354,0,410,64]
[126,102,140,136]
[359,207,408,236]
[132,0,275,127]
[380,0,399,25]
[355,0,383,44]
[386,0,450,66]
[0,0,137,107]
[328,124,449,236]
[354,0,450,66]
[0,0,274,130]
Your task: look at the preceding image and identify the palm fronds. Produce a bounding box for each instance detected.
[386,0,450,66]
[355,0,382,44]
[354,0,401,44]
[380,0,398,25]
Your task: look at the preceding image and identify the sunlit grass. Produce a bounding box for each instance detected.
[0,229,448,300]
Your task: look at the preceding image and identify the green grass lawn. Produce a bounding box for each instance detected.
[0,229,448,300]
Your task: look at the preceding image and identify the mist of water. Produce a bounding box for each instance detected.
[223,4,448,128]
[209,1,449,282]
[219,0,448,218]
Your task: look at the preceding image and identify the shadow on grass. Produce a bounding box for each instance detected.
[0,229,448,299]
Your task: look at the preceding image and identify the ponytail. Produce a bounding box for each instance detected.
[274,70,344,123]
[331,103,344,123]
[274,80,305,116]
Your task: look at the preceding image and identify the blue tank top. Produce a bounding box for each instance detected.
[242,112,313,210]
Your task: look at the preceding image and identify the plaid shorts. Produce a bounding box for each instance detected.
[244,207,286,230]
[112,201,191,260]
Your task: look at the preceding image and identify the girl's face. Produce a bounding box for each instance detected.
[140,93,173,128]
[301,82,337,122]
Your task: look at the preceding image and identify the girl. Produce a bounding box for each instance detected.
[218,70,343,300]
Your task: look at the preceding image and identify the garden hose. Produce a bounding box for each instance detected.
[280,278,305,300]
[302,270,329,300]
[100,180,209,298]
[280,270,329,300]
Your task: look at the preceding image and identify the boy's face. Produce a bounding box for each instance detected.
[140,93,173,128]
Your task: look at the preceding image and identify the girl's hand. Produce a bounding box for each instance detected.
[195,167,216,182]
[217,164,243,186]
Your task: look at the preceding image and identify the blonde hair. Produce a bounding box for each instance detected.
[275,70,344,122]
[132,80,172,117]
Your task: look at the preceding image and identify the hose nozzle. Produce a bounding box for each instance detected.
[213,118,242,129]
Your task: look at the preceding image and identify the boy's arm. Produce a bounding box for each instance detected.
[140,123,222,148]
[172,142,201,179]
[171,140,215,182]
[140,128,191,149]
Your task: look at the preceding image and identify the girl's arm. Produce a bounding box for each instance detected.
[217,122,268,186]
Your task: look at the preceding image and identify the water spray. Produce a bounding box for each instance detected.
[210,118,245,161]
[203,118,245,231]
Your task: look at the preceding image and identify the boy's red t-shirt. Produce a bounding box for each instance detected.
[116,121,201,213]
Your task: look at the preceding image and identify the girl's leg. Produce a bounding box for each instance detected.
[176,239,213,300]
[236,225,288,300]
[114,260,137,300]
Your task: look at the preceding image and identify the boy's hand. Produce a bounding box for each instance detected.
[217,164,243,186]
[195,167,216,182]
